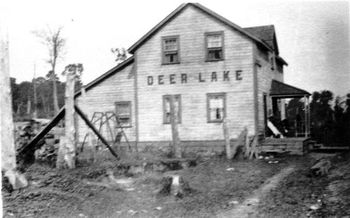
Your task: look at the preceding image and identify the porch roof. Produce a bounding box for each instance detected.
[270,80,310,98]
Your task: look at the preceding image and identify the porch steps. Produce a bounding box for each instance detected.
[259,138,310,155]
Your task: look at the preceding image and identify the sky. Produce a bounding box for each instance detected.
[1,0,349,96]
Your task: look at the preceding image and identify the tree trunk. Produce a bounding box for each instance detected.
[27,96,31,115]
[16,102,22,115]
[52,78,59,115]
[57,73,76,169]
[169,95,181,158]
[1,37,28,189]
[33,77,37,118]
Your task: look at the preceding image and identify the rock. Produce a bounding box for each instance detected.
[127,209,138,215]
[229,200,239,205]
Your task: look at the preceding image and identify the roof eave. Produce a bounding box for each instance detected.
[128,2,273,54]
[128,3,187,54]
[276,55,288,66]
[270,80,310,97]
[74,56,134,98]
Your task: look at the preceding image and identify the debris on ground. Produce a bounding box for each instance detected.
[3,155,288,217]
[258,152,350,217]
[311,158,331,176]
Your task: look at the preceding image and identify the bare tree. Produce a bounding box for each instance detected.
[1,30,28,189]
[111,48,127,64]
[34,26,66,115]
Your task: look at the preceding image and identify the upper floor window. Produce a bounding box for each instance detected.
[115,101,132,127]
[162,36,180,64]
[206,32,224,61]
[207,93,226,123]
[163,95,181,124]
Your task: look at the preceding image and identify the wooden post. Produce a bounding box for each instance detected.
[223,118,232,159]
[57,64,83,169]
[169,95,181,158]
[304,95,308,138]
[57,71,76,169]
[0,34,28,189]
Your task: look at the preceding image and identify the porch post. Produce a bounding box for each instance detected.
[304,95,309,137]
[307,96,310,137]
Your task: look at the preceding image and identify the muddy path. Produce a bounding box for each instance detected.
[217,165,296,218]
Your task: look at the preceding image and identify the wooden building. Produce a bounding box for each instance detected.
[75,3,310,154]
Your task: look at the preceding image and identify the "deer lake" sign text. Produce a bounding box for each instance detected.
[146,70,243,86]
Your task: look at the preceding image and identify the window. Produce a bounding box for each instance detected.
[162,36,179,64]
[163,95,181,124]
[115,101,132,127]
[206,32,224,61]
[207,93,226,122]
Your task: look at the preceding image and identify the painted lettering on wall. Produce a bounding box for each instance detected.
[147,70,243,86]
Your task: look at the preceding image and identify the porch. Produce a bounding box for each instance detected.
[260,80,312,155]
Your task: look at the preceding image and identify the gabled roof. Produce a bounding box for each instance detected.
[244,25,288,65]
[74,56,134,98]
[244,25,278,53]
[128,3,273,54]
[270,80,310,97]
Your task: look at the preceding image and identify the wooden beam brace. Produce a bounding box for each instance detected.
[74,105,119,160]
[17,108,65,155]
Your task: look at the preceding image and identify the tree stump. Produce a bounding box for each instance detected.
[158,175,192,198]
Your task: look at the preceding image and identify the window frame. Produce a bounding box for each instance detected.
[207,93,226,123]
[163,94,182,124]
[205,31,224,62]
[161,35,180,65]
[115,101,132,128]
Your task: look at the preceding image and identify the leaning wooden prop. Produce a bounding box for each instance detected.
[223,120,259,160]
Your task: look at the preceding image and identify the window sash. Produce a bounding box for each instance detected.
[164,39,178,51]
[162,36,179,64]
[207,35,222,48]
[115,101,132,127]
[163,95,181,124]
[206,32,224,60]
[207,93,226,122]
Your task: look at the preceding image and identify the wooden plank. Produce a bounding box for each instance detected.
[169,95,181,158]
[17,108,65,155]
[222,118,232,159]
[74,105,120,159]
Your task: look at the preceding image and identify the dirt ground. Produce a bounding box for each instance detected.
[2,152,350,218]
[258,152,350,218]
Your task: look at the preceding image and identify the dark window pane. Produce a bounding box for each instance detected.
[165,53,178,63]
[116,102,131,127]
[208,49,222,60]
